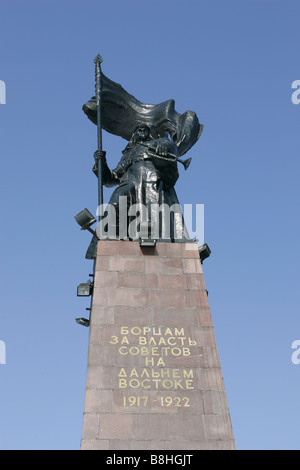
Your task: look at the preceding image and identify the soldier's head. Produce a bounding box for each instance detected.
[132,125,151,143]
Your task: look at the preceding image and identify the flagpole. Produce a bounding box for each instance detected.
[94,54,104,219]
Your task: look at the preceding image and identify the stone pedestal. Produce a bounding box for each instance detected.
[80,240,235,450]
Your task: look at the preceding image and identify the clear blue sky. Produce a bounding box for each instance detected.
[0,0,299,450]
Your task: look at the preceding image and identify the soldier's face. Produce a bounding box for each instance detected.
[134,126,150,142]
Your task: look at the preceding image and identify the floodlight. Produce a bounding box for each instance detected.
[76,317,90,327]
[139,221,156,248]
[77,280,93,297]
[198,243,211,264]
[139,239,157,247]
[74,208,97,236]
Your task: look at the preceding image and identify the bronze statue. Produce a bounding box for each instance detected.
[83,56,203,258]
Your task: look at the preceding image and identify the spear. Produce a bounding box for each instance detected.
[93,54,105,219]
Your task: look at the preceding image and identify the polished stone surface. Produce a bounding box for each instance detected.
[81,240,235,450]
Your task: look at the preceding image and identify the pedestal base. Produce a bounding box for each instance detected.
[81,240,235,450]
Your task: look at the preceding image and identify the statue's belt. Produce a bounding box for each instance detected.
[122,156,153,170]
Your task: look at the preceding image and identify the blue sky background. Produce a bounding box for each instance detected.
[0,0,299,450]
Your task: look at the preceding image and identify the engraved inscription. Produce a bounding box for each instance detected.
[109,325,198,408]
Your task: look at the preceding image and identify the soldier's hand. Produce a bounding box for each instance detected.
[93,150,107,162]
[93,150,107,176]
[155,143,169,157]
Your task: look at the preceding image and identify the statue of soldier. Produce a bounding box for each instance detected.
[83,71,203,258]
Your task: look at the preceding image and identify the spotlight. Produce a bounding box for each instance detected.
[198,243,211,264]
[75,317,90,327]
[74,208,97,236]
[77,280,93,297]
[139,221,156,248]
[139,239,157,247]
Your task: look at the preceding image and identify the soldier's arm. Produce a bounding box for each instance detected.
[92,150,120,187]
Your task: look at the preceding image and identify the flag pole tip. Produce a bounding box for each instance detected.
[94,54,103,64]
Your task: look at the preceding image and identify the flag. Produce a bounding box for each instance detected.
[82,73,203,157]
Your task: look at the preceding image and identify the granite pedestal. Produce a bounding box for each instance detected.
[80,240,235,450]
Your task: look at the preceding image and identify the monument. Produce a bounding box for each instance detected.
[76,55,235,450]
